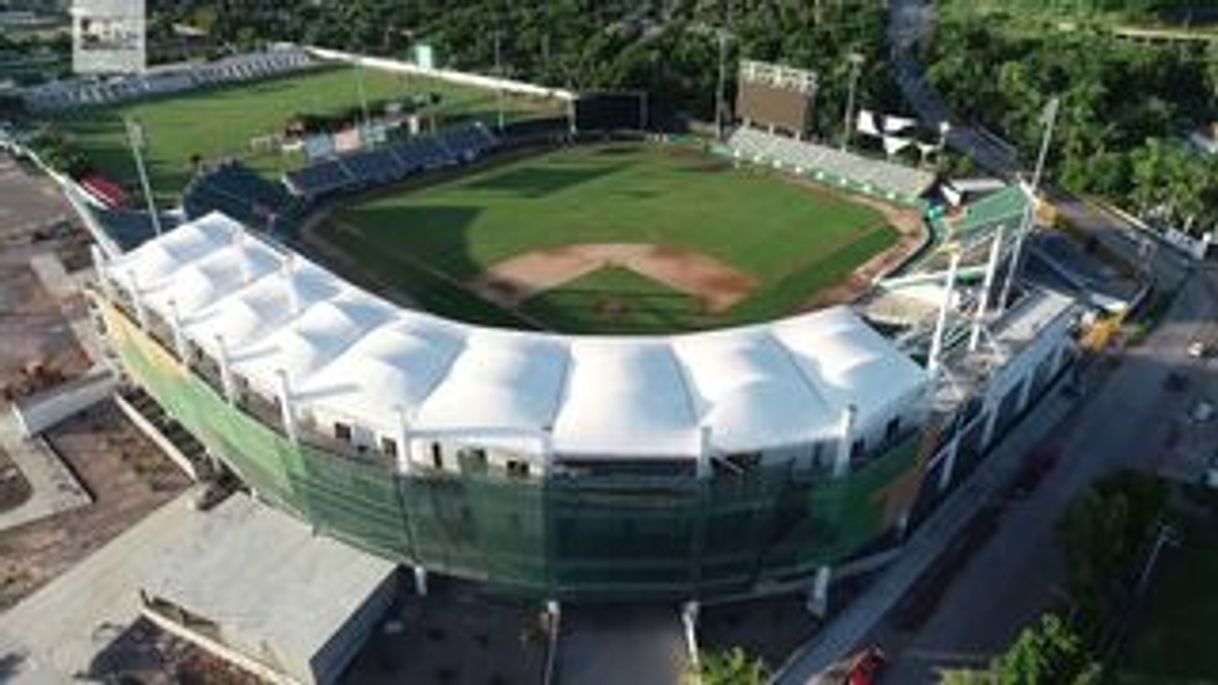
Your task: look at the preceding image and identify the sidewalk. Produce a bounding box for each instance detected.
[775,376,1081,683]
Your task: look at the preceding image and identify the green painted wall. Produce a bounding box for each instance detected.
[103,301,926,601]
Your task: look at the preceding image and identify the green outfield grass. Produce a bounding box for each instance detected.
[49,65,562,204]
[320,142,898,333]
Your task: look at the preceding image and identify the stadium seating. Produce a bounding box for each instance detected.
[284,160,357,198]
[184,161,305,234]
[282,123,500,202]
[727,126,936,201]
[21,48,317,112]
[340,148,407,186]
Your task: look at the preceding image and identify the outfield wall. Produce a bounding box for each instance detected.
[99,296,927,602]
[306,46,577,102]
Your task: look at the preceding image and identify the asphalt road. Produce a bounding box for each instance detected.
[866,3,1216,682]
[875,263,1218,682]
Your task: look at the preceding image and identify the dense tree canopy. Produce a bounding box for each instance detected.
[147,1,903,136]
[924,12,1218,233]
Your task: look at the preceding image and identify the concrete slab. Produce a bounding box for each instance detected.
[0,492,396,684]
[0,408,90,532]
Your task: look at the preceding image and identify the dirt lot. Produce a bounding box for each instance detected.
[0,402,190,610]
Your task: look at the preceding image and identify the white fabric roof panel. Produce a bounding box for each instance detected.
[413,328,567,451]
[552,339,701,459]
[108,212,928,462]
[673,328,837,453]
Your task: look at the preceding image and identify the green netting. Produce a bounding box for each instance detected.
[104,303,925,601]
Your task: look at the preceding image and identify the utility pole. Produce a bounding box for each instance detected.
[841,52,865,151]
[124,117,162,237]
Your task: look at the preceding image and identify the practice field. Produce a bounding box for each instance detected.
[317,143,900,334]
[50,65,563,204]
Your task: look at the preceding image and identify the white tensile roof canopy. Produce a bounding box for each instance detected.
[107,212,928,462]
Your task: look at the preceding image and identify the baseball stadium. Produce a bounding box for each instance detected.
[18,46,1072,610]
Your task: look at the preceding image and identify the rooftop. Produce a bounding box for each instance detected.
[106,211,929,460]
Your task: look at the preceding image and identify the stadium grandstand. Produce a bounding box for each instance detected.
[183,161,306,234]
[21,48,317,112]
[90,210,937,600]
[727,126,937,206]
[283,122,498,200]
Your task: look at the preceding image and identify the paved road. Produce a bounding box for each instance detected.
[873,264,1218,682]
[845,3,1214,682]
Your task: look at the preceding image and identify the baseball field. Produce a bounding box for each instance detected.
[48,65,564,204]
[314,142,903,334]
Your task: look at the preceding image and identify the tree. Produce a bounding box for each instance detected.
[940,613,1102,685]
[694,647,768,685]
[1057,471,1168,626]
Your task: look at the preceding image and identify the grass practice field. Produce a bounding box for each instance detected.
[319,143,898,334]
[50,65,563,204]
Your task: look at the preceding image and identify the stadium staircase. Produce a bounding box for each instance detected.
[116,385,214,481]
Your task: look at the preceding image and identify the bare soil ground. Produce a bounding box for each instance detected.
[0,402,190,610]
[471,242,759,313]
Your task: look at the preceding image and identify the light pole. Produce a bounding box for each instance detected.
[715,29,729,141]
[494,31,505,131]
[1030,97,1060,194]
[841,52,865,151]
[124,117,162,237]
[998,98,1060,312]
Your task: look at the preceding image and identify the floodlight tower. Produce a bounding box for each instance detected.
[124,117,162,237]
[841,51,866,151]
[998,97,1060,312]
[494,31,505,131]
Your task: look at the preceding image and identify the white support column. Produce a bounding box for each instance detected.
[90,244,116,300]
[276,368,298,444]
[969,225,1005,352]
[127,269,149,329]
[236,231,252,284]
[167,298,188,361]
[1017,370,1034,413]
[927,250,961,377]
[413,565,428,596]
[681,601,700,668]
[1051,338,1068,374]
[981,397,1001,450]
[283,254,301,316]
[395,404,413,476]
[540,428,555,477]
[936,436,961,493]
[833,404,857,478]
[214,334,236,403]
[696,425,713,479]
[807,565,832,618]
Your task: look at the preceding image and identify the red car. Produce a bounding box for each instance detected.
[846,647,887,685]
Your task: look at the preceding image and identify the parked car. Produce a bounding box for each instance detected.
[845,646,887,685]
[1188,340,1208,359]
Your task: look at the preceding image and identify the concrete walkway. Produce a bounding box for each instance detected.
[0,491,196,683]
[0,407,91,532]
[775,374,1080,683]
